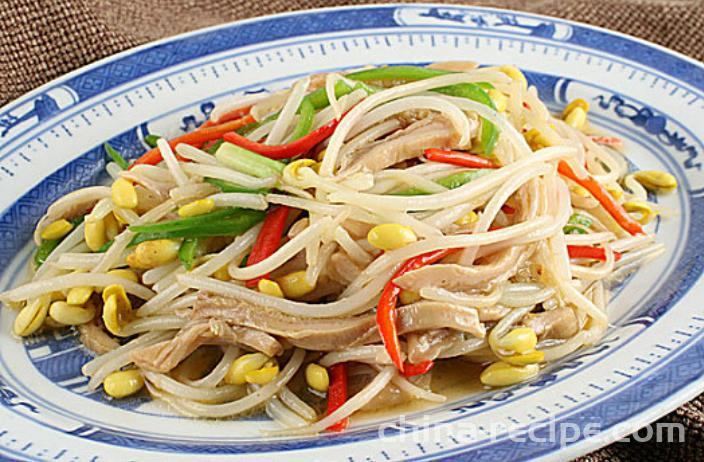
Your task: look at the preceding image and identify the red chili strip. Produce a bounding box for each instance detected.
[132,115,255,167]
[402,360,435,377]
[326,363,349,432]
[424,148,499,169]
[201,105,252,128]
[377,248,461,373]
[222,116,342,160]
[558,161,644,236]
[501,204,515,214]
[567,245,622,262]
[244,206,292,287]
[588,135,623,147]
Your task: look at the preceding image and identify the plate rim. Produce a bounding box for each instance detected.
[1,2,702,118]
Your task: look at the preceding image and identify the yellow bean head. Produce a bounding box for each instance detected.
[399,290,421,305]
[84,219,107,252]
[454,211,478,226]
[113,210,129,226]
[257,279,284,298]
[277,270,315,299]
[41,219,73,240]
[496,327,538,354]
[562,98,590,117]
[102,284,132,336]
[104,369,144,398]
[178,198,216,218]
[498,65,528,90]
[606,184,624,201]
[213,264,230,282]
[623,201,658,225]
[305,363,330,392]
[13,294,51,337]
[104,213,121,241]
[367,223,418,251]
[503,350,545,366]
[107,269,139,283]
[49,301,95,325]
[126,239,180,269]
[245,363,279,385]
[565,107,587,130]
[570,185,590,198]
[224,353,270,385]
[67,286,93,305]
[283,159,317,185]
[111,178,138,209]
[633,170,677,193]
[487,89,508,113]
[480,361,540,387]
[524,129,550,151]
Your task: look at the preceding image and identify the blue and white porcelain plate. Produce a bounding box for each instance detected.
[1,4,703,461]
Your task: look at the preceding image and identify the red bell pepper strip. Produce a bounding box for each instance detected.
[588,135,623,148]
[326,363,349,432]
[222,116,342,160]
[402,360,435,377]
[245,205,292,287]
[201,139,220,151]
[201,105,252,128]
[557,161,644,236]
[501,204,516,214]
[567,245,622,262]
[378,248,461,373]
[424,148,499,169]
[132,115,256,167]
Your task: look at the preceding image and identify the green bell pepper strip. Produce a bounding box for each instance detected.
[345,65,499,154]
[34,239,60,267]
[235,121,261,136]
[437,169,493,189]
[144,134,161,148]
[393,169,493,196]
[235,112,279,138]
[204,177,270,194]
[239,81,358,139]
[69,214,85,227]
[204,138,225,155]
[289,97,315,141]
[97,239,114,253]
[346,65,495,90]
[235,81,377,140]
[129,208,245,234]
[345,65,451,82]
[433,84,499,155]
[215,142,285,178]
[304,80,377,110]
[563,213,593,235]
[104,142,129,170]
[130,211,265,244]
[305,80,351,110]
[290,81,376,140]
[34,213,87,266]
[474,82,494,91]
[178,237,200,270]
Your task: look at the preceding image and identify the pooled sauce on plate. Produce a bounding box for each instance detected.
[354,359,486,422]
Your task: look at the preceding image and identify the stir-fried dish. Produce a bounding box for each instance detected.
[1,62,678,433]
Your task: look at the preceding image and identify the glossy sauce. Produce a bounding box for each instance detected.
[354,359,487,421]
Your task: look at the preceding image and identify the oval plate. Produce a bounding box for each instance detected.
[1,4,703,461]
